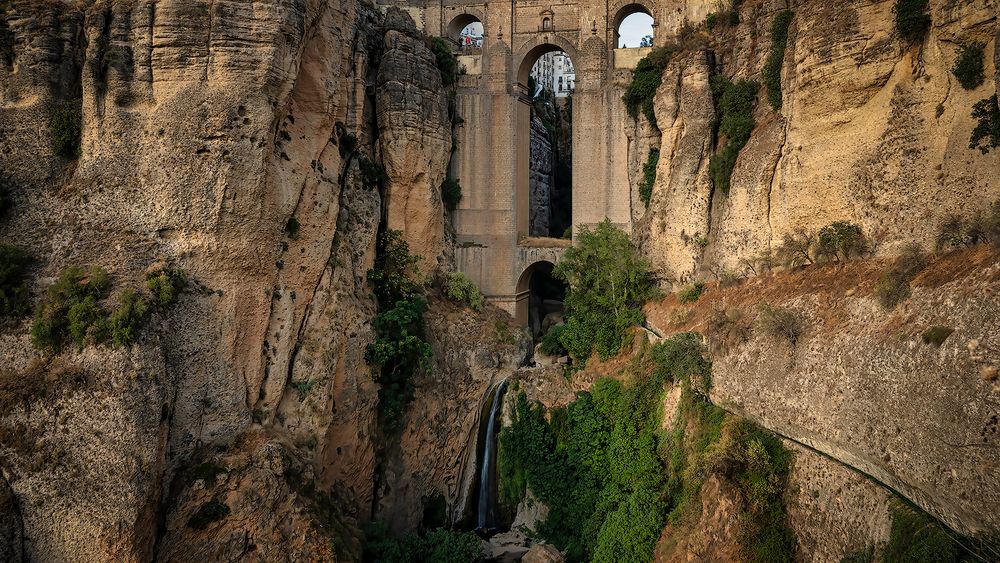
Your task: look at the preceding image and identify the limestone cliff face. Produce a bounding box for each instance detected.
[638,0,1000,282]
[377,11,452,272]
[529,116,553,237]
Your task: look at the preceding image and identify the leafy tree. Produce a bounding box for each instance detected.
[32,266,111,351]
[441,177,462,211]
[816,221,867,261]
[443,271,483,311]
[363,522,484,563]
[429,37,459,87]
[553,219,656,363]
[108,289,150,346]
[368,230,423,305]
[638,148,659,207]
[146,267,187,308]
[970,95,1000,154]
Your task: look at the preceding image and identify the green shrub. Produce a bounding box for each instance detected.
[359,155,386,191]
[921,325,953,347]
[146,267,186,308]
[32,266,111,351]
[363,522,484,563]
[755,302,802,345]
[709,76,759,196]
[775,229,815,268]
[762,11,794,110]
[365,230,431,433]
[284,216,300,238]
[874,243,927,310]
[50,101,83,159]
[187,500,230,530]
[622,47,674,128]
[952,43,985,90]
[970,95,1000,154]
[894,0,930,42]
[0,244,32,318]
[108,289,149,347]
[638,148,659,207]
[676,282,704,304]
[817,221,867,261]
[538,324,567,356]
[443,271,483,311]
[441,177,462,211]
[706,12,718,30]
[553,219,657,363]
[429,37,459,87]
[883,501,960,562]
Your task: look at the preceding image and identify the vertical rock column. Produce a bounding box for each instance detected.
[529,116,553,237]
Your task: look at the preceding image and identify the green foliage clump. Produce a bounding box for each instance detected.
[365,230,431,433]
[706,12,718,30]
[817,221,868,261]
[894,0,931,42]
[187,499,230,530]
[359,155,386,191]
[538,324,567,357]
[921,325,954,347]
[552,219,656,363]
[935,205,1000,250]
[429,37,459,87]
[32,266,111,351]
[883,501,960,562]
[50,101,83,159]
[874,269,911,310]
[622,47,673,128]
[284,216,300,238]
[970,95,1000,155]
[754,302,802,345]
[676,282,704,304]
[146,267,186,308]
[443,271,483,311]
[638,148,659,207]
[952,43,985,91]
[0,244,32,319]
[107,289,149,347]
[762,11,794,110]
[441,177,462,211]
[363,522,484,563]
[709,76,759,196]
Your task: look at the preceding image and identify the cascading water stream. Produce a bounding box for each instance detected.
[476,378,508,531]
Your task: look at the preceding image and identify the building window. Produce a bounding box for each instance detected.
[542,17,551,30]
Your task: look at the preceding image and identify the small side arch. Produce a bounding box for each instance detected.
[446,12,484,42]
[515,261,566,336]
[610,1,655,48]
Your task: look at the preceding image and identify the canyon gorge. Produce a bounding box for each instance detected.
[0,0,998,561]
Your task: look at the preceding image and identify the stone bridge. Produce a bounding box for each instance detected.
[408,0,712,324]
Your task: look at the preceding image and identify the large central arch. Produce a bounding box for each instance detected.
[513,40,580,240]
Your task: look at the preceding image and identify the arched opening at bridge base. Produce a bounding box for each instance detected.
[515,44,576,242]
[613,4,655,48]
[515,261,566,340]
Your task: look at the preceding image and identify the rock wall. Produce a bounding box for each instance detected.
[647,246,1000,536]
[639,0,1000,283]
[529,116,553,237]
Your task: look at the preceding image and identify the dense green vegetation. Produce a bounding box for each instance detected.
[0,244,32,319]
[894,0,931,42]
[638,148,659,207]
[952,43,985,91]
[50,101,83,159]
[970,95,1000,155]
[622,47,673,129]
[550,219,656,363]
[441,177,462,211]
[709,77,759,196]
[499,333,795,562]
[363,522,484,562]
[146,267,187,308]
[762,11,794,110]
[676,282,704,304]
[443,271,483,311]
[429,37,459,87]
[817,221,868,262]
[365,230,432,433]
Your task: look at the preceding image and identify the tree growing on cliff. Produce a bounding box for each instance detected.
[553,219,656,362]
[893,0,930,42]
[970,95,1000,154]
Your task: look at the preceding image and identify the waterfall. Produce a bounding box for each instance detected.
[476,378,508,531]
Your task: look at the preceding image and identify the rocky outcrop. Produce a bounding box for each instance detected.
[376,298,530,532]
[647,246,1000,536]
[529,116,553,237]
[641,0,1000,282]
[376,9,451,272]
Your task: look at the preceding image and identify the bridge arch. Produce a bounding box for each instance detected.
[611,1,656,48]
[514,38,580,88]
[446,12,484,41]
[515,259,567,336]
